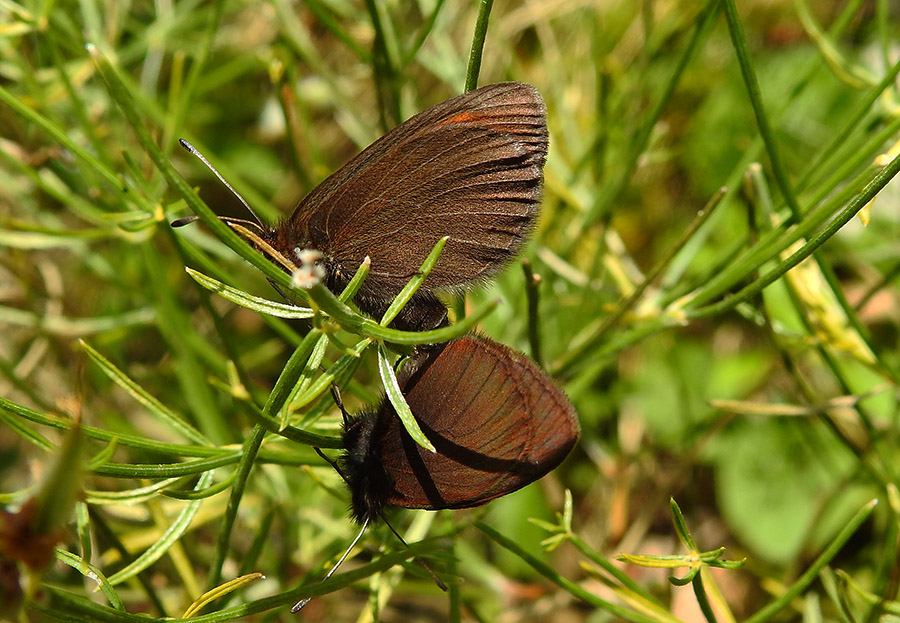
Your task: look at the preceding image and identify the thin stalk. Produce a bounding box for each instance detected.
[722,0,801,221]
[465,0,494,91]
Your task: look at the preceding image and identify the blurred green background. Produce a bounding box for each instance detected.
[2,0,900,621]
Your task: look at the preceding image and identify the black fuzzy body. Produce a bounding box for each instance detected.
[341,406,393,524]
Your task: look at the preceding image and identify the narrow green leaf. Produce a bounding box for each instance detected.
[55,547,125,611]
[339,257,371,302]
[616,554,695,568]
[238,399,343,448]
[106,470,215,586]
[0,305,154,336]
[377,343,434,452]
[0,408,54,451]
[40,544,433,621]
[303,279,497,345]
[669,567,699,586]
[287,337,371,412]
[86,437,119,470]
[75,502,91,561]
[182,572,266,618]
[162,471,236,500]
[93,454,241,479]
[186,267,314,319]
[795,0,874,88]
[86,477,187,505]
[670,498,698,551]
[690,154,900,318]
[743,500,878,623]
[379,236,447,326]
[280,333,330,428]
[0,395,230,458]
[80,340,210,446]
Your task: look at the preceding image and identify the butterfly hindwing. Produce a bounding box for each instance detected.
[342,336,579,523]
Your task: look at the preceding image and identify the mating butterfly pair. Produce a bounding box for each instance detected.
[178,82,579,609]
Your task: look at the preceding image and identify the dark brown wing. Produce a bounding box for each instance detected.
[272,83,548,294]
[342,336,579,523]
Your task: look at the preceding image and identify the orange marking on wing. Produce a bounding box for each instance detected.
[438,110,486,125]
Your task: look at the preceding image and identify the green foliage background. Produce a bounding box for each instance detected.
[2,0,900,621]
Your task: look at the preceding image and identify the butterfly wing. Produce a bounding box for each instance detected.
[273,83,548,295]
[342,336,579,523]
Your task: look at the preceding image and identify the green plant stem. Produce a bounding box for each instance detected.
[366,0,401,127]
[205,426,266,591]
[37,542,437,622]
[693,571,719,623]
[303,280,497,345]
[742,168,888,479]
[465,0,494,91]
[656,0,866,308]
[569,534,658,604]
[522,260,543,367]
[795,55,900,193]
[240,400,342,449]
[579,0,719,231]
[743,500,877,623]
[476,522,666,623]
[688,154,900,319]
[753,279,885,486]
[207,328,324,589]
[88,508,168,616]
[722,0,801,221]
[554,188,726,377]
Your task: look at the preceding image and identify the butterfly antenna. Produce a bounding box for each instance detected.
[313,447,347,483]
[178,138,266,229]
[383,518,448,592]
[330,383,353,428]
[312,383,352,482]
[268,280,289,303]
[291,517,370,613]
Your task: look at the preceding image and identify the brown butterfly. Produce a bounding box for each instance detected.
[291,335,578,612]
[177,82,548,331]
[342,334,580,524]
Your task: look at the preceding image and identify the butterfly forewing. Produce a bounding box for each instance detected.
[270,82,548,299]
